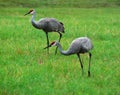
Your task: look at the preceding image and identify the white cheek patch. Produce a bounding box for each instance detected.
[30,11,34,14]
[52,42,56,46]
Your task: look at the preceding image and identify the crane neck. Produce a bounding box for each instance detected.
[56,42,70,56]
[31,12,40,29]
[31,12,36,22]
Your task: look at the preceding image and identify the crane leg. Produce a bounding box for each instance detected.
[55,33,62,55]
[88,52,92,77]
[45,32,49,54]
[77,54,84,75]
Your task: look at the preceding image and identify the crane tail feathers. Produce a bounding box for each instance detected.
[60,22,64,25]
[60,22,65,33]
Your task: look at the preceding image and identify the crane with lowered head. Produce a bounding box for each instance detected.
[44,37,93,77]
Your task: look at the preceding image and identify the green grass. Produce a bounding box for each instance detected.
[0,0,120,8]
[0,7,120,95]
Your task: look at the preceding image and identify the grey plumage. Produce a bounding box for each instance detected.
[45,37,93,77]
[63,37,93,55]
[33,18,64,33]
[25,9,64,54]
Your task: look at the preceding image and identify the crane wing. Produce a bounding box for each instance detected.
[37,18,64,32]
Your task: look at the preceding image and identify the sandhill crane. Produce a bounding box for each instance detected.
[44,37,93,77]
[24,9,65,54]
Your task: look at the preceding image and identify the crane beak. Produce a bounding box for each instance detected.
[44,45,52,49]
[24,12,30,16]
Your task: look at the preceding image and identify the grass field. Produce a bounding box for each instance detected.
[0,0,120,8]
[0,7,120,95]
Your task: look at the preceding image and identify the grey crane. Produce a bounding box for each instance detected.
[24,9,65,54]
[44,37,93,77]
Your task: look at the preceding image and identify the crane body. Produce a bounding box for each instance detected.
[25,9,64,54]
[44,37,93,77]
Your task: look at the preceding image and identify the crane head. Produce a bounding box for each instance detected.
[24,9,35,16]
[44,41,56,49]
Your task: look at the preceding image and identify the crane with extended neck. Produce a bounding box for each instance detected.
[24,9,65,54]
